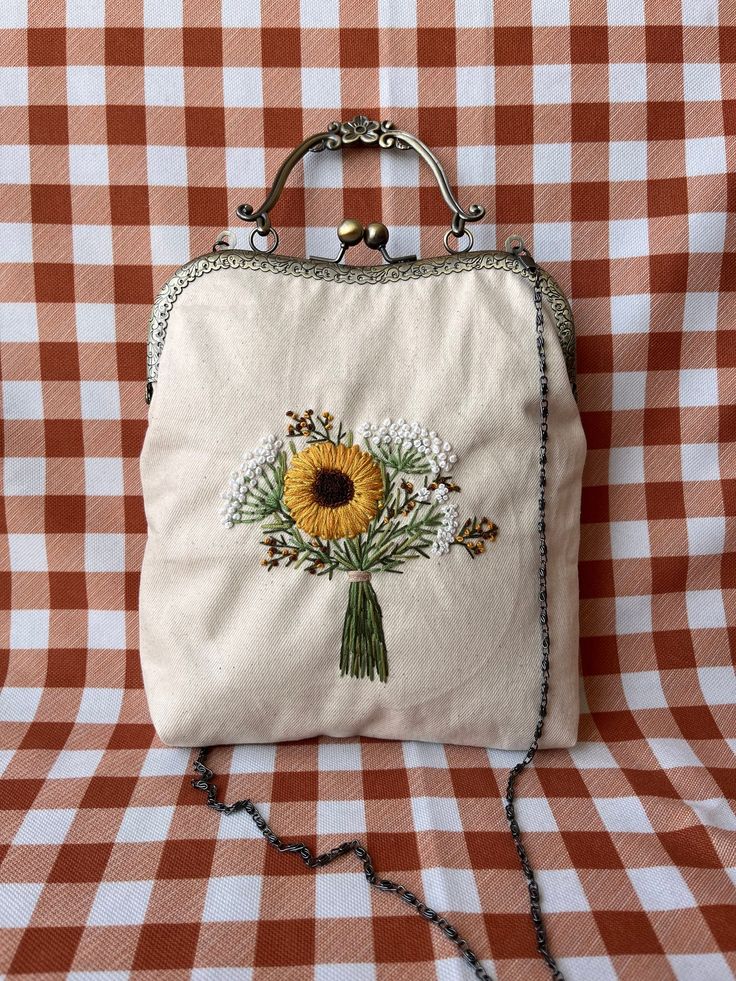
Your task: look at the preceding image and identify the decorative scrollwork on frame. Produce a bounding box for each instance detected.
[314,116,410,151]
[146,250,578,404]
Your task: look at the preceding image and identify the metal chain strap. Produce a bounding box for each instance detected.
[190,261,563,980]
[501,266,565,981]
[193,746,493,980]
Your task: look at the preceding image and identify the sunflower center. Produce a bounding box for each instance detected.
[312,468,355,509]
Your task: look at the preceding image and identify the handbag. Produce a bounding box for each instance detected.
[139,116,586,979]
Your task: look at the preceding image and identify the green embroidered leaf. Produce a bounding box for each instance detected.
[365,442,434,476]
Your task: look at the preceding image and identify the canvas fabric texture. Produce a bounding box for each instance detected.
[139,258,586,749]
[1,1,735,978]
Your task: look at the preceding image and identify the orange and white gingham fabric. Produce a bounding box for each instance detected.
[1,1,734,979]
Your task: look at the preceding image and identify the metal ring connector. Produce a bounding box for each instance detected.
[213,229,237,252]
[504,234,526,253]
[249,227,279,255]
[505,234,536,273]
[443,228,474,255]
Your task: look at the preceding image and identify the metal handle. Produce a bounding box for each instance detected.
[236,115,486,256]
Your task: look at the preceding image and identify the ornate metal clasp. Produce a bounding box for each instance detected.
[310,218,417,265]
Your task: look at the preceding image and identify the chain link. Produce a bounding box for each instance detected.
[190,259,563,980]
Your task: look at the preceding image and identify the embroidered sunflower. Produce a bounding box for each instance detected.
[284,442,383,540]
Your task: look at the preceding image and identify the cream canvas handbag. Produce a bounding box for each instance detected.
[139,117,585,979]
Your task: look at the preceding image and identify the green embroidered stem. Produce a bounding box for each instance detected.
[340,577,388,683]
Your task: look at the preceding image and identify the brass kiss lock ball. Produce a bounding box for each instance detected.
[337,218,391,251]
[337,218,364,246]
[363,221,390,249]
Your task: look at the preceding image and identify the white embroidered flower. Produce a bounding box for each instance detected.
[415,486,431,503]
[360,417,457,476]
[431,503,459,556]
[434,483,449,503]
[221,433,283,527]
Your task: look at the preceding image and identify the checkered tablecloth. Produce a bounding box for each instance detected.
[1,1,734,978]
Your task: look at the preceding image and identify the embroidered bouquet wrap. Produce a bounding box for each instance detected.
[140,242,585,750]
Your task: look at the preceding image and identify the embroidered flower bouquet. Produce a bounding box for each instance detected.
[220,410,497,682]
